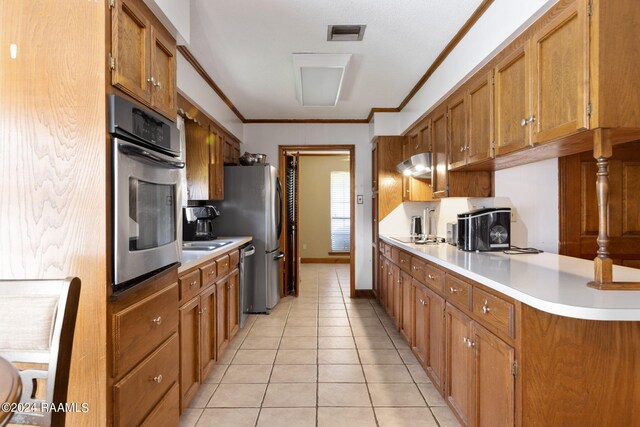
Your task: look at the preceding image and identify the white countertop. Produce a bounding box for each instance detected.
[179,236,253,273]
[380,235,640,321]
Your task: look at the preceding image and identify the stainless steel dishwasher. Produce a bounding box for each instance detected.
[239,242,256,328]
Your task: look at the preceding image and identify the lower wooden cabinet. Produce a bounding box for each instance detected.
[216,277,229,356]
[200,284,217,382]
[178,296,201,411]
[412,280,445,393]
[228,269,240,340]
[445,303,515,427]
[399,271,413,342]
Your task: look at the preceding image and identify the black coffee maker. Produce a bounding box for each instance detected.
[183,206,220,241]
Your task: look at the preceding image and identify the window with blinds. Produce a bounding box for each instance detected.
[330,171,350,252]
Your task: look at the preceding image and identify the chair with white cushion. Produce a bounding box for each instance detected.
[0,277,80,427]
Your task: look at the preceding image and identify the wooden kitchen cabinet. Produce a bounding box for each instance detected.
[216,276,230,355]
[400,271,413,343]
[184,120,224,201]
[431,107,448,198]
[178,296,201,411]
[448,91,468,170]
[530,0,589,143]
[466,71,494,166]
[223,136,241,165]
[111,0,176,119]
[445,302,515,427]
[109,267,179,427]
[412,280,445,393]
[199,284,217,381]
[494,45,531,156]
[445,303,473,427]
[228,269,240,339]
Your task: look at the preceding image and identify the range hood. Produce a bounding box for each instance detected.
[396,153,433,179]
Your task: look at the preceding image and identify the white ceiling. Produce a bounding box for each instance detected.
[188,0,483,120]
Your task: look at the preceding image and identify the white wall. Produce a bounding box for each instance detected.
[243,123,372,289]
[144,0,190,44]
[494,159,559,253]
[177,51,244,140]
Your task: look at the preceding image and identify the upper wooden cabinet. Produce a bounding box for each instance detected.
[448,92,467,169]
[466,71,494,166]
[530,1,589,143]
[184,120,224,201]
[494,45,531,156]
[431,107,448,198]
[111,0,177,120]
[223,136,241,165]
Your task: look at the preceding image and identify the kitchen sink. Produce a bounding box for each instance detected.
[183,240,233,251]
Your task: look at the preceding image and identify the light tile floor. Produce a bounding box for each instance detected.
[180,264,461,427]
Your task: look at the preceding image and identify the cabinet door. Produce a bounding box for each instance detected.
[408,133,420,157]
[448,92,467,169]
[400,271,413,343]
[200,285,217,381]
[425,288,445,394]
[209,130,224,200]
[411,280,427,365]
[385,260,394,315]
[111,0,151,103]
[216,278,229,356]
[467,71,494,166]
[185,120,211,200]
[379,257,387,306]
[392,263,402,329]
[228,269,240,340]
[431,108,448,198]
[531,1,589,143]
[150,27,176,119]
[494,44,531,156]
[471,323,515,427]
[446,303,473,427]
[179,297,200,411]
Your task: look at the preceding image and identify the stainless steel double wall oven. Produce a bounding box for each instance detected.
[110,94,183,289]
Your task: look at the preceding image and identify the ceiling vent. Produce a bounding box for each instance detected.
[327,25,366,42]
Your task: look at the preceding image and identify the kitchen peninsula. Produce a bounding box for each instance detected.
[378,235,640,426]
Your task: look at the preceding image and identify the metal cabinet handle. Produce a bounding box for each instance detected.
[397,279,401,284]
[400,259,407,263]
[520,118,527,127]
[190,280,198,287]
[152,374,163,383]
[147,76,156,84]
[459,146,465,152]
[482,300,491,314]
[462,337,475,348]
[388,271,393,276]
[419,298,426,305]
[449,287,459,294]
[527,115,536,124]
[428,274,436,280]
[154,80,162,88]
[151,316,162,325]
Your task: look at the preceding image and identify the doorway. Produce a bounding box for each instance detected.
[278,145,356,298]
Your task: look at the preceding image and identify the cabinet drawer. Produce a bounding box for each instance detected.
[113,283,178,377]
[410,257,426,282]
[391,246,400,264]
[472,288,514,338]
[229,249,239,268]
[423,264,445,293]
[114,334,179,427]
[398,251,412,273]
[200,260,218,288]
[216,254,230,277]
[445,274,472,311]
[179,269,201,304]
[140,383,179,427]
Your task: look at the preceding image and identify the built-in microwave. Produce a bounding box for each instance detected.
[109,94,183,290]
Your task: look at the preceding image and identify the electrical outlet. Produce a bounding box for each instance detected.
[302,243,307,250]
[357,194,364,204]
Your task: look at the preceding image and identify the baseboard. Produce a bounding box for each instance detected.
[300,257,350,264]
[353,289,375,298]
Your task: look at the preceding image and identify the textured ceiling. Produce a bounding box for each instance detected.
[188,0,483,120]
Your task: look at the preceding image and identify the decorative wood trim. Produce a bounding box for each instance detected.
[366,107,400,123]
[397,0,494,111]
[300,258,350,264]
[279,145,356,297]
[354,289,376,299]
[177,46,246,122]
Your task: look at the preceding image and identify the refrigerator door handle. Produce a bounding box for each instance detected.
[273,252,285,260]
[276,178,283,241]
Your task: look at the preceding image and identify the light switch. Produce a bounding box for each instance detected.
[357,195,364,204]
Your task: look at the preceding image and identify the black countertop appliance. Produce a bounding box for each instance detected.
[457,207,511,252]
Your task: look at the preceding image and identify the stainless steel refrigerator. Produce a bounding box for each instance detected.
[217,164,283,313]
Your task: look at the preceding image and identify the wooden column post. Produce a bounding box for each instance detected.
[588,129,640,290]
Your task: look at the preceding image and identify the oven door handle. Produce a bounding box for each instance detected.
[118,143,185,169]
